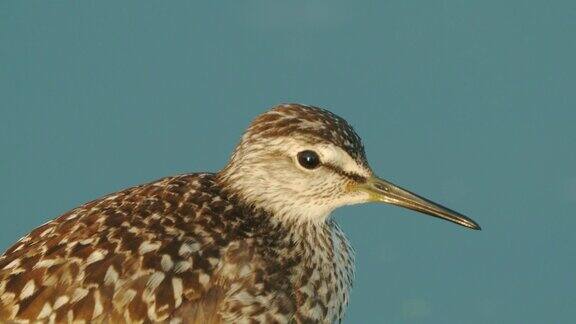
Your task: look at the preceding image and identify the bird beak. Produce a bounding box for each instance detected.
[357,176,481,230]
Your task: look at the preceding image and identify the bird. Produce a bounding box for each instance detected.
[0,103,480,323]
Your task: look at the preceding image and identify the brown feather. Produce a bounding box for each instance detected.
[0,104,360,323]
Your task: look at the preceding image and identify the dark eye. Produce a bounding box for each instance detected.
[297,150,321,169]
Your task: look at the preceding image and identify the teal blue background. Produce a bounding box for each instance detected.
[1,1,575,323]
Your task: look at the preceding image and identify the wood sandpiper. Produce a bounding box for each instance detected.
[0,103,480,323]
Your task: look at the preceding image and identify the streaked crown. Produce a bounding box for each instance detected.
[246,104,369,168]
[218,104,374,223]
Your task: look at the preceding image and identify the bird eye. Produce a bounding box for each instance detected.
[297,150,321,169]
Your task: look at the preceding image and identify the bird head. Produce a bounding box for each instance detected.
[219,103,480,230]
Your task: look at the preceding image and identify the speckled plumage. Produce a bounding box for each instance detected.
[0,103,481,323]
[0,104,361,323]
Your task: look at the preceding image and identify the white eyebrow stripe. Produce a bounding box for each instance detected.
[317,145,371,178]
[283,137,371,178]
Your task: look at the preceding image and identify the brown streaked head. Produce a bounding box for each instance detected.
[219,103,480,230]
[246,103,369,168]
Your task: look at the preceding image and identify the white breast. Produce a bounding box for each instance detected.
[291,220,355,323]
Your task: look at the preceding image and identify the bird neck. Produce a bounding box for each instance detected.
[216,152,338,225]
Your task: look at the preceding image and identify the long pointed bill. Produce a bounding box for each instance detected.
[358,176,481,230]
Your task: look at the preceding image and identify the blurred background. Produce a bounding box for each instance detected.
[1,1,575,323]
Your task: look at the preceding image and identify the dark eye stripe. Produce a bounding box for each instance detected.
[322,163,367,183]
